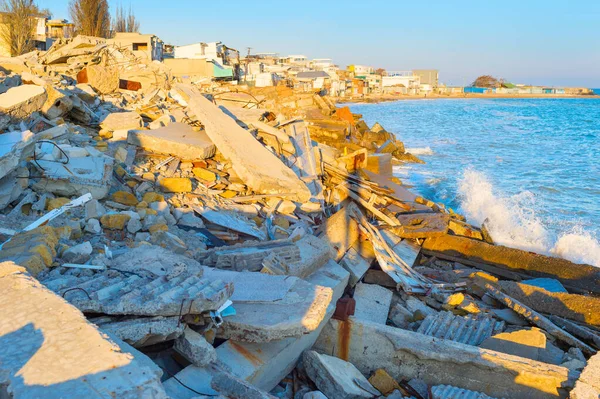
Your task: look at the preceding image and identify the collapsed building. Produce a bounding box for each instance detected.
[0,35,598,399]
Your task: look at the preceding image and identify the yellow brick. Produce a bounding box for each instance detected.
[149,224,168,234]
[143,192,165,203]
[46,197,71,210]
[192,167,217,181]
[158,178,192,193]
[219,190,237,199]
[368,369,400,396]
[100,214,131,230]
[112,191,138,206]
[142,172,155,181]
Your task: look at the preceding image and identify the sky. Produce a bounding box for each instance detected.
[39,0,600,87]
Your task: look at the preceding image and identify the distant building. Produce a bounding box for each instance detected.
[412,69,439,87]
[349,65,374,77]
[279,55,309,67]
[166,41,240,80]
[0,14,74,56]
[109,32,164,61]
[383,71,420,92]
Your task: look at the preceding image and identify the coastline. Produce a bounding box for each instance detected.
[337,92,600,104]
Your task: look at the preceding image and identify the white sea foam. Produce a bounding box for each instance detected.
[406,146,434,155]
[457,169,600,267]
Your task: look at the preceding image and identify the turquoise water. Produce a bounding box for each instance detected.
[350,98,600,266]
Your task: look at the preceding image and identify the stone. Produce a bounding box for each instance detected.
[85,199,106,220]
[353,283,393,325]
[149,223,168,234]
[479,328,549,362]
[175,85,311,202]
[46,197,71,210]
[127,218,142,234]
[112,190,138,206]
[128,122,216,160]
[79,64,120,94]
[211,367,278,399]
[0,84,47,118]
[100,111,143,132]
[178,212,205,229]
[150,231,187,254]
[62,241,93,264]
[97,316,184,348]
[303,350,380,399]
[0,262,168,398]
[142,192,164,203]
[368,369,401,396]
[157,177,192,193]
[100,213,131,230]
[174,326,217,367]
[314,317,576,399]
[316,206,360,261]
[303,392,327,399]
[405,297,437,321]
[85,218,102,234]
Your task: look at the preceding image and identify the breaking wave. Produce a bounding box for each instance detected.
[457,169,600,267]
[406,146,434,155]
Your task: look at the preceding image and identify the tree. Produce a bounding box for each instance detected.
[471,75,505,88]
[375,68,387,76]
[69,0,110,38]
[0,0,41,56]
[112,5,139,34]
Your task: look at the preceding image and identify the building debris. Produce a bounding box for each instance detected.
[0,35,596,399]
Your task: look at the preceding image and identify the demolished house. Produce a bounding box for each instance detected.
[0,34,598,399]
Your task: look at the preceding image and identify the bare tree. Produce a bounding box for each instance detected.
[472,75,505,88]
[0,0,40,56]
[112,5,139,34]
[69,0,110,38]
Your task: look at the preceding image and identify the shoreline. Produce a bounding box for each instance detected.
[337,93,600,104]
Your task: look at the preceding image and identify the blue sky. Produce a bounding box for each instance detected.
[40,0,600,87]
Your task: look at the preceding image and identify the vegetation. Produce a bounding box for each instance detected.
[112,5,139,34]
[471,75,505,88]
[0,0,43,56]
[69,0,110,38]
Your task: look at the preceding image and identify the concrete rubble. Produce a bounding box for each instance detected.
[0,34,597,399]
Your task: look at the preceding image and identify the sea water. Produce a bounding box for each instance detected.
[350,98,600,267]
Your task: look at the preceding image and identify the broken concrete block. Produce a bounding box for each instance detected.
[316,206,360,261]
[340,247,371,287]
[314,317,576,399]
[303,350,380,399]
[85,218,102,234]
[100,111,143,132]
[569,352,600,399]
[211,366,278,399]
[417,311,505,346]
[174,326,217,367]
[365,153,393,176]
[157,177,192,192]
[422,234,600,294]
[33,156,113,199]
[205,268,332,342]
[290,234,334,278]
[128,122,216,160]
[78,64,119,94]
[479,328,555,363]
[85,198,106,220]
[42,85,74,119]
[150,231,187,254]
[353,283,393,325]
[0,84,47,119]
[392,212,450,239]
[0,262,168,398]
[40,267,233,316]
[0,130,35,181]
[112,190,138,206]
[499,280,600,327]
[62,241,93,264]
[431,385,497,399]
[175,84,311,202]
[97,316,184,348]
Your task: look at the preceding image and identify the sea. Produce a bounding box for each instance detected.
[350,98,600,267]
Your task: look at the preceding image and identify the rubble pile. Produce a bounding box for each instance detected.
[0,36,598,399]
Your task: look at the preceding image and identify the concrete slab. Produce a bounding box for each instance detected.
[0,130,35,180]
[39,267,233,316]
[314,317,578,399]
[0,262,168,398]
[353,283,393,325]
[315,206,360,262]
[128,122,216,160]
[0,84,46,118]
[100,111,143,131]
[96,316,184,348]
[340,247,371,286]
[166,261,349,396]
[175,84,311,202]
[205,268,332,342]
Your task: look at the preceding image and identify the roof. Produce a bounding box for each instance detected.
[296,71,330,79]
